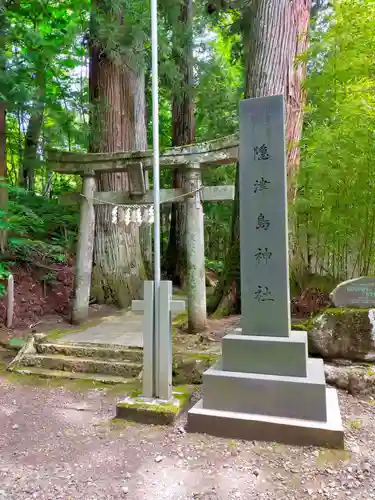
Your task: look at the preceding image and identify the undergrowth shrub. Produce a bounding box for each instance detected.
[0,184,79,296]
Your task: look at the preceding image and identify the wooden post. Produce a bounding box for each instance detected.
[71,174,96,324]
[6,274,14,329]
[185,163,207,332]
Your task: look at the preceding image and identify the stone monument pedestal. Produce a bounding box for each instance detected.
[187,329,344,448]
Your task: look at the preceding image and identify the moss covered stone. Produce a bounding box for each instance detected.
[116,385,194,424]
[172,352,219,384]
[291,319,313,332]
[309,308,375,361]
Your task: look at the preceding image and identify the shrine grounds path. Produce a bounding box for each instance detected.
[0,374,374,500]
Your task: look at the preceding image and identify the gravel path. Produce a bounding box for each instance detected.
[0,377,374,500]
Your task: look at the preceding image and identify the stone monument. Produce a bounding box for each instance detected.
[187,95,344,447]
[331,277,375,308]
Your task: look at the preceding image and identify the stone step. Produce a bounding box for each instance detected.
[20,354,142,378]
[10,366,133,385]
[36,342,143,362]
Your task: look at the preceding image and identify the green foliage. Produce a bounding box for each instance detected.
[1,184,79,267]
[295,0,375,281]
[0,262,10,297]
[5,0,372,309]
[205,258,224,274]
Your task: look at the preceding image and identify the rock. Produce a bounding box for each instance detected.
[172,353,218,385]
[330,277,375,308]
[33,333,47,344]
[154,455,163,463]
[12,424,19,430]
[121,486,129,495]
[309,309,375,361]
[324,364,375,395]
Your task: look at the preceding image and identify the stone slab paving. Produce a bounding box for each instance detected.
[0,377,374,500]
[60,294,186,348]
[61,310,145,347]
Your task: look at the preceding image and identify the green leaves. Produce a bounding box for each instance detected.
[296,0,375,279]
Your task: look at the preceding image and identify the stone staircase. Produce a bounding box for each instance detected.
[8,334,143,385]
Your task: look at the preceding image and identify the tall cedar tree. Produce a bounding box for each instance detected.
[212,0,312,314]
[164,0,195,288]
[0,0,8,252]
[89,0,147,307]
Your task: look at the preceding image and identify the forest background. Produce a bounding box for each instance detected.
[0,0,374,328]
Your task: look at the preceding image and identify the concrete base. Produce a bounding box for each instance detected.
[222,330,307,377]
[116,387,193,425]
[203,358,327,421]
[188,387,344,449]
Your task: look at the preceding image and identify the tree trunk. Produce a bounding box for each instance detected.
[89,6,147,308]
[213,0,311,314]
[19,14,46,192]
[164,0,195,288]
[0,100,7,253]
[0,2,7,253]
[21,101,44,191]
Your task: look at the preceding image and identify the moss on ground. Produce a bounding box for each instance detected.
[316,449,351,468]
[349,419,363,430]
[0,361,140,395]
[45,318,106,342]
[172,312,188,327]
[109,418,138,429]
[211,306,232,320]
[181,351,218,363]
[173,384,195,407]
[324,308,370,316]
[291,319,313,331]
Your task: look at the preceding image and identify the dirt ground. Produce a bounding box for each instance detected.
[0,374,374,500]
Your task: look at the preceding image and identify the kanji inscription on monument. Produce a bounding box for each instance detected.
[239,95,291,336]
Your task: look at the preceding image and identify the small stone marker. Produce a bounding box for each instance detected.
[330,277,375,308]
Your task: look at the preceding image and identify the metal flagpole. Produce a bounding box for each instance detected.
[151,0,160,398]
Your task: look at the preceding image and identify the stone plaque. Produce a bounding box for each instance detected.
[239,95,291,336]
[330,277,375,308]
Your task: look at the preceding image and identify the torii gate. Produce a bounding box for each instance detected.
[47,135,239,333]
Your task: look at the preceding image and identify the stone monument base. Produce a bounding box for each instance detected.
[187,331,344,448]
[188,388,343,448]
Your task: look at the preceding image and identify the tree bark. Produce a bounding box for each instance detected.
[164,0,195,288]
[19,13,46,191]
[0,100,6,253]
[213,0,311,315]
[21,99,44,191]
[89,4,147,308]
[0,1,7,253]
